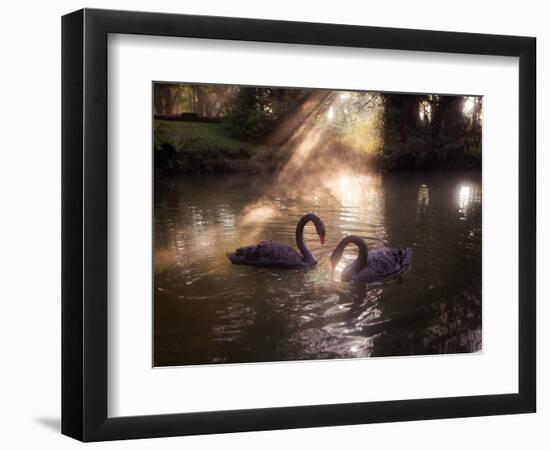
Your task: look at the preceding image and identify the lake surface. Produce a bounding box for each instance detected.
[154,170,482,366]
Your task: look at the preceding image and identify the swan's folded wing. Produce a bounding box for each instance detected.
[360,248,403,281]
[229,241,304,268]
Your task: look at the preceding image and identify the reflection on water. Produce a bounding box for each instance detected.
[154,170,482,366]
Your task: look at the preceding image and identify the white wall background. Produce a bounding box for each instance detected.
[0,0,546,448]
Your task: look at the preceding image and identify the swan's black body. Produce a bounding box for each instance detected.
[330,235,413,282]
[227,213,325,269]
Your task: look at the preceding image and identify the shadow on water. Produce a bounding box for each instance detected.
[154,169,481,366]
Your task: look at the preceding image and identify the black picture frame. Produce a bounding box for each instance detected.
[62,8,536,442]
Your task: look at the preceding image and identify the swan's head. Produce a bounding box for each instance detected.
[318,229,326,245]
[307,213,326,245]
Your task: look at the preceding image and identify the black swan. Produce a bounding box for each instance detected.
[330,235,413,282]
[227,213,326,269]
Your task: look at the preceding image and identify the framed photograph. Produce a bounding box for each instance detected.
[62,8,536,441]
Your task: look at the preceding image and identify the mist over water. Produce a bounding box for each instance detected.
[154,170,481,366]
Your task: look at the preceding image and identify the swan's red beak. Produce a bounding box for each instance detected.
[320,235,325,245]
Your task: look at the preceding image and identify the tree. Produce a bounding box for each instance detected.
[431,95,467,141]
[154,83,180,114]
[382,94,424,143]
[222,87,308,142]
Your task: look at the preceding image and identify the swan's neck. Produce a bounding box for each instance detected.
[335,236,368,279]
[296,215,316,264]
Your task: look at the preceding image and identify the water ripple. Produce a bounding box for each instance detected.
[154,171,482,366]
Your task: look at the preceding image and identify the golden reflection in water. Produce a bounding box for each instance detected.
[155,223,219,273]
[459,185,471,213]
[333,256,349,281]
[154,171,482,365]
[315,172,383,209]
[335,173,384,238]
[332,174,366,207]
[457,184,481,219]
[321,173,385,282]
[238,202,278,245]
[458,185,472,218]
[241,203,276,225]
[219,205,236,229]
[416,183,430,220]
[155,202,240,274]
[154,247,178,272]
[417,184,430,207]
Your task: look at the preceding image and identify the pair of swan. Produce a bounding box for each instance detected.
[227,213,413,282]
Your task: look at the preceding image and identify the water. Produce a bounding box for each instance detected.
[154,170,482,366]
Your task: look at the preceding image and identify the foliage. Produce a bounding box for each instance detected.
[154,120,253,153]
[153,86,482,175]
[222,88,301,142]
[154,120,283,174]
[154,83,236,116]
[378,94,482,170]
